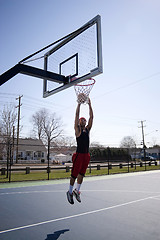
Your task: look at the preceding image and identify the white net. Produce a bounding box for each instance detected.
[74,78,95,104]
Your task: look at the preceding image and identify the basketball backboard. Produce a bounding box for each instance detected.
[43,15,103,98]
[0,15,103,97]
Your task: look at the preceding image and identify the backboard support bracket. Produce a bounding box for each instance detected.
[0,15,103,98]
[0,63,68,86]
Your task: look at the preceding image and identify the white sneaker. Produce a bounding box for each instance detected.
[73,189,81,203]
[66,191,74,204]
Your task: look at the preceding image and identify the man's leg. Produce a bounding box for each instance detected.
[69,153,81,193]
[77,173,83,184]
[73,174,84,203]
[74,153,90,202]
[76,173,83,191]
[67,153,82,204]
[67,176,76,205]
[69,176,76,194]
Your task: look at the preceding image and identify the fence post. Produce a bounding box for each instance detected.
[109,164,112,169]
[1,168,6,175]
[128,149,130,173]
[107,147,111,175]
[26,167,30,174]
[135,159,136,170]
[119,164,123,169]
[97,165,100,170]
[66,166,70,172]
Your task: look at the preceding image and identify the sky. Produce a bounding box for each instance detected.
[0,0,160,147]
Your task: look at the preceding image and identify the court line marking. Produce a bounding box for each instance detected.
[0,190,65,195]
[0,189,160,196]
[0,194,160,235]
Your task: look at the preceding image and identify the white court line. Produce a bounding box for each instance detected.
[1,189,160,196]
[0,190,65,195]
[0,194,160,235]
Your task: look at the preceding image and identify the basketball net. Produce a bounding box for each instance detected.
[74,78,95,104]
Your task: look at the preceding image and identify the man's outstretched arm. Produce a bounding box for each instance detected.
[74,103,81,136]
[87,98,93,131]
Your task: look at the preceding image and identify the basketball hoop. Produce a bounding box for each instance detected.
[74,78,95,104]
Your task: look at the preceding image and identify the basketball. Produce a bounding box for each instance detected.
[77,93,88,104]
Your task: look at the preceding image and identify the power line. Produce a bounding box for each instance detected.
[94,71,160,99]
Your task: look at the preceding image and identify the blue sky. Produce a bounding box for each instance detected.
[0,0,160,147]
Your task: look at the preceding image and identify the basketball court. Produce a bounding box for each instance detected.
[1,14,159,240]
[0,170,160,240]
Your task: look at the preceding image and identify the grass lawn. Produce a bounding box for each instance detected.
[0,169,71,183]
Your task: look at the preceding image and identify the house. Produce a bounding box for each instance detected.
[131,147,160,160]
[146,148,160,160]
[14,138,47,163]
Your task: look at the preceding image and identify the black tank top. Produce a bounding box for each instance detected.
[76,128,89,153]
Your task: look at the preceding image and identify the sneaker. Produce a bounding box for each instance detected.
[66,191,74,204]
[73,189,81,203]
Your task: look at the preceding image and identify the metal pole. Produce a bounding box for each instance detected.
[16,95,23,163]
[141,121,146,171]
[107,147,110,175]
[47,138,50,180]
[6,138,9,178]
[128,148,130,173]
[139,120,146,171]
[9,141,12,183]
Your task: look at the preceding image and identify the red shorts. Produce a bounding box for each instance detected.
[71,152,90,179]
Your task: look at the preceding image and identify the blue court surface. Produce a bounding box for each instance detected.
[0,170,160,240]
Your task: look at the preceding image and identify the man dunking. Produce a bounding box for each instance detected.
[67,98,93,204]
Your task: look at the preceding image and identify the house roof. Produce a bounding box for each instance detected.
[15,138,47,152]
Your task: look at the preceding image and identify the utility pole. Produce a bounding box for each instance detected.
[16,95,23,163]
[138,120,146,170]
[12,126,15,165]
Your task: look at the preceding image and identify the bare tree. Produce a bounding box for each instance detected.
[0,124,4,160]
[43,111,62,142]
[120,136,136,149]
[32,108,63,142]
[54,136,76,147]
[120,136,136,157]
[1,104,17,138]
[0,104,17,175]
[32,109,63,173]
[32,109,45,139]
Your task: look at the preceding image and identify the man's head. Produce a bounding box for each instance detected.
[79,117,87,127]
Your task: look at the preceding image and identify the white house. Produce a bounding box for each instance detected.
[14,138,47,163]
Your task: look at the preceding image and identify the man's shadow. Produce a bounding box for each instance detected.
[45,229,70,240]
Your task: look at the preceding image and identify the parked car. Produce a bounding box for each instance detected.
[149,156,156,161]
[141,156,156,161]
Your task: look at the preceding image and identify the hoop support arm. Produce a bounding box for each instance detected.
[0,64,67,86]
